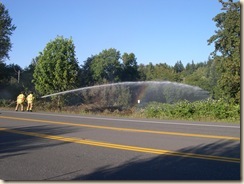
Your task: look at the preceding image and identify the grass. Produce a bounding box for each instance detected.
[0,98,240,123]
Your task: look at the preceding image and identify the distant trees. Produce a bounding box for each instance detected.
[173,60,184,73]
[185,61,196,75]
[80,56,96,87]
[121,53,139,81]
[90,48,122,84]
[138,62,175,81]
[81,49,139,86]
[0,2,16,63]
[20,57,39,93]
[0,63,21,84]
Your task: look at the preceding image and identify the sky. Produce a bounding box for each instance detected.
[1,0,226,68]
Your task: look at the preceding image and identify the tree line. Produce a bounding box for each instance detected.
[0,0,240,105]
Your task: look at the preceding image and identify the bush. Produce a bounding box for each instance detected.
[144,99,240,123]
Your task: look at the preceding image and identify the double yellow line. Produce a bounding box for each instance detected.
[0,127,240,163]
[0,115,240,163]
[0,115,240,141]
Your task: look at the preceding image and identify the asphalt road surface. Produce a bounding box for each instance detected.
[0,110,240,181]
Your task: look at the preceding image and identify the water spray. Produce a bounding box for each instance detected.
[41,82,136,98]
[41,81,210,106]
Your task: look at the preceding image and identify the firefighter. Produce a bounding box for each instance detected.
[26,91,34,112]
[15,91,25,111]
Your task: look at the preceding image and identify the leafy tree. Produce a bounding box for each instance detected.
[33,36,80,97]
[0,2,16,63]
[0,62,9,83]
[153,63,175,81]
[0,63,21,84]
[81,55,96,86]
[184,67,210,91]
[20,56,39,93]
[121,52,139,81]
[0,63,23,99]
[90,48,122,84]
[142,62,155,80]
[137,64,147,81]
[185,61,196,75]
[138,62,176,82]
[207,0,240,103]
[200,57,221,99]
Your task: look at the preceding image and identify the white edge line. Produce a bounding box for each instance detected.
[4,110,239,129]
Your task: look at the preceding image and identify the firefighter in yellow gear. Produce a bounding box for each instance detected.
[26,91,34,112]
[15,92,25,111]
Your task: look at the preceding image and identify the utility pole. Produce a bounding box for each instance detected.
[14,66,20,83]
[18,70,20,83]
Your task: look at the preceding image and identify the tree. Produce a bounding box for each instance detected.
[0,3,16,63]
[137,62,176,81]
[0,63,23,99]
[137,64,147,81]
[20,56,39,93]
[0,62,9,83]
[184,67,210,91]
[207,0,240,103]
[207,57,222,99]
[185,61,196,75]
[145,62,155,80]
[81,55,96,86]
[90,48,122,84]
[173,60,184,73]
[33,36,80,97]
[0,63,21,84]
[121,52,139,81]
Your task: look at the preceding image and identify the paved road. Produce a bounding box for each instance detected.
[0,110,240,181]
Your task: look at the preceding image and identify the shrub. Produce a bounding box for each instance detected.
[144,99,240,123]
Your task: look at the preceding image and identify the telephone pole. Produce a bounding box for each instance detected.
[18,70,20,83]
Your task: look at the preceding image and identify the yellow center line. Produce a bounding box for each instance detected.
[0,127,240,163]
[0,115,240,141]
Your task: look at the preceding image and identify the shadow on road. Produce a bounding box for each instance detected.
[74,140,240,180]
[0,125,78,159]
[0,125,240,180]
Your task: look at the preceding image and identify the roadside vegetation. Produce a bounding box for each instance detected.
[143,99,240,123]
[0,98,240,123]
[0,1,240,124]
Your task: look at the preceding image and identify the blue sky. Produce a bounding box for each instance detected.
[2,0,224,68]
